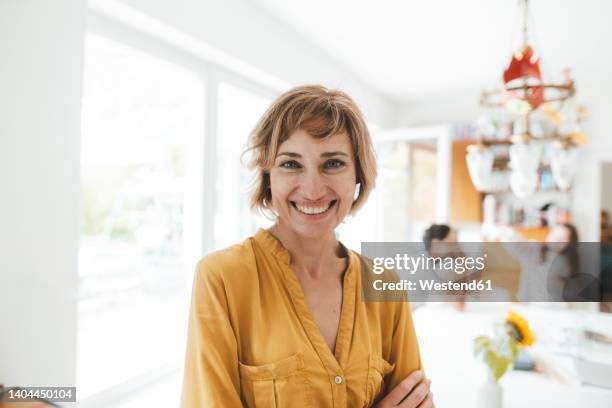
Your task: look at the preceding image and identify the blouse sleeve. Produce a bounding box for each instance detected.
[384,301,427,393]
[180,259,242,407]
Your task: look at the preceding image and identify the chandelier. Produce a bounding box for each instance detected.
[466,0,587,199]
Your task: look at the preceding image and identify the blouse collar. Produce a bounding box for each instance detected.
[254,228,292,265]
[253,228,355,269]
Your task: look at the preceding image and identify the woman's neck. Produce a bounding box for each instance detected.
[268,223,346,280]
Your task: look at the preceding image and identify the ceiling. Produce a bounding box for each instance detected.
[253,0,612,103]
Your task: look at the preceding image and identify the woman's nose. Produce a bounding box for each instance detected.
[300,170,327,199]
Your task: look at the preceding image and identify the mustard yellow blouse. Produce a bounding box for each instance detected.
[181,229,425,407]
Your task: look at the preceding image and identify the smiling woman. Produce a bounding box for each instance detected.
[181,85,433,408]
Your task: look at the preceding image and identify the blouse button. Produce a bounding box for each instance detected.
[334,375,343,384]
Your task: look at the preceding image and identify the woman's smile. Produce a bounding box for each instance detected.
[291,199,338,217]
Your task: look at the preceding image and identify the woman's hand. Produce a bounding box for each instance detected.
[376,370,433,407]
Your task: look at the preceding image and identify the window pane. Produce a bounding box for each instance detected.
[380,141,411,240]
[375,140,438,241]
[214,83,273,250]
[409,143,438,222]
[78,33,204,398]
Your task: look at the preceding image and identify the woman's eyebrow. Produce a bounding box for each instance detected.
[321,151,349,158]
[276,151,349,159]
[277,152,301,158]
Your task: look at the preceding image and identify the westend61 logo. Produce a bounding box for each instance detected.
[371,253,486,275]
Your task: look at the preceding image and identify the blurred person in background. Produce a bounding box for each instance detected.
[423,224,459,257]
[422,224,467,311]
[517,223,580,302]
[181,85,433,407]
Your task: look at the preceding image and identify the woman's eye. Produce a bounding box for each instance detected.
[280,160,301,169]
[324,159,345,169]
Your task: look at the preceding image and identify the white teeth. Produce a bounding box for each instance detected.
[295,202,333,215]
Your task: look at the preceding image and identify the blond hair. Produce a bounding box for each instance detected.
[244,84,377,215]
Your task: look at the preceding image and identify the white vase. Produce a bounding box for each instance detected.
[477,378,503,408]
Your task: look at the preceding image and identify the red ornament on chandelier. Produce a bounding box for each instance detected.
[503,45,544,109]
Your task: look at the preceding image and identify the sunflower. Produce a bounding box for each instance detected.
[505,310,534,346]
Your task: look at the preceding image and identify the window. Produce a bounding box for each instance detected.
[78,33,204,399]
[376,139,439,242]
[213,82,273,250]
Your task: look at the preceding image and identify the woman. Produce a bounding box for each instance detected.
[516,223,579,302]
[181,85,432,407]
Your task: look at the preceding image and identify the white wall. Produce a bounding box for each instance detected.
[571,87,612,241]
[602,163,612,217]
[107,0,397,127]
[395,89,481,127]
[0,0,85,390]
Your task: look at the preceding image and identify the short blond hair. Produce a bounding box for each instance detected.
[244,84,377,215]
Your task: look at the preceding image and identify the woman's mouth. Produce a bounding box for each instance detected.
[291,200,337,216]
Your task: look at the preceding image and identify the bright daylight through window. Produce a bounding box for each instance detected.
[78,33,203,399]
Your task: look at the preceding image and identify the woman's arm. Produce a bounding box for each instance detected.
[181,260,242,407]
[376,301,434,407]
[386,302,425,392]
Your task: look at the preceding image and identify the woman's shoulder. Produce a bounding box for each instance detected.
[195,238,258,281]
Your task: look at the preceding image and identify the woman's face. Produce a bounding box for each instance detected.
[269,129,357,239]
[546,225,571,253]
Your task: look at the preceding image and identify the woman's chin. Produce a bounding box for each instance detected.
[280,216,341,240]
[289,222,337,239]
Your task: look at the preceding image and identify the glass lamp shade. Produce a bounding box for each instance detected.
[558,96,580,135]
[509,142,542,198]
[550,144,579,191]
[466,145,494,191]
[509,171,538,199]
